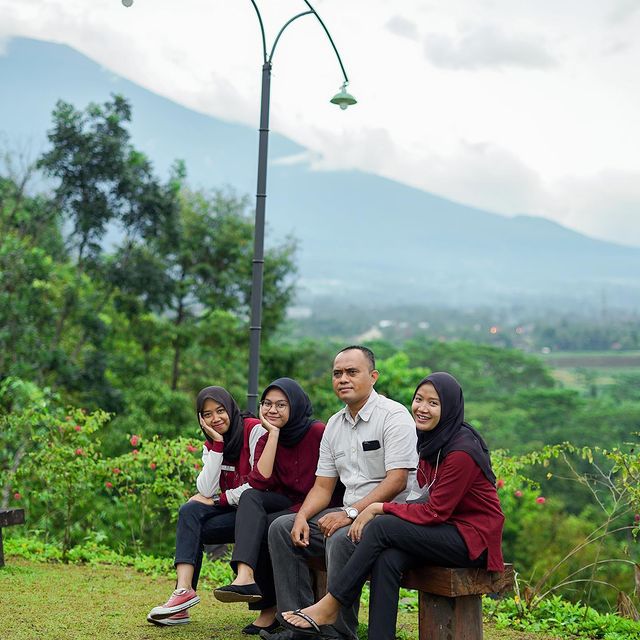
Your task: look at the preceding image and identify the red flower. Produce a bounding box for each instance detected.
[536,496,546,504]
[130,434,140,447]
[194,462,201,470]
[150,462,157,470]
[113,467,121,475]
[187,444,198,453]
[514,490,523,498]
[13,492,21,500]
[75,448,84,456]
[132,449,139,456]
[74,425,82,432]
[105,481,113,489]
[496,479,505,489]
[634,514,640,523]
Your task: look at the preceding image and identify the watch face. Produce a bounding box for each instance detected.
[346,507,358,519]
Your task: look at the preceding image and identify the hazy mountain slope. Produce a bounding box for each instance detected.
[2,37,639,308]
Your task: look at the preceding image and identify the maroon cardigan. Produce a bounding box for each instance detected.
[383,451,505,571]
[248,420,325,511]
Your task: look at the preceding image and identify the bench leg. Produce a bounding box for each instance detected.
[418,592,483,640]
[0,528,4,568]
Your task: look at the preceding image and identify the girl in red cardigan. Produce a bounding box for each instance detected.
[213,377,325,633]
[279,372,505,640]
[147,386,266,630]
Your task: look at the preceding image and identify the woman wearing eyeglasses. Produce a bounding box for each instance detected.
[213,377,326,634]
[279,372,505,640]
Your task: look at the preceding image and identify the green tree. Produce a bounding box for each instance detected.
[111,187,297,391]
[37,95,178,267]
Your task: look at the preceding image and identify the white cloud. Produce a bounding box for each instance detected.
[1,0,640,247]
[385,15,420,41]
[606,0,640,24]
[424,25,557,70]
[546,171,640,247]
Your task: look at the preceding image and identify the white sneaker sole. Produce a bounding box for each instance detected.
[147,595,200,621]
[147,614,191,626]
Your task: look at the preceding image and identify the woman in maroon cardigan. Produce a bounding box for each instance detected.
[279,372,505,640]
[213,377,325,634]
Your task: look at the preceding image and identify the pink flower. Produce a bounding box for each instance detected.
[536,496,546,504]
[194,462,201,470]
[13,492,21,500]
[130,434,140,447]
[514,490,523,498]
[132,449,139,456]
[112,467,121,475]
[75,448,84,456]
[634,514,640,523]
[74,425,82,432]
[149,462,157,470]
[187,444,198,453]
[496,479,505,489]
[105,481,113,489]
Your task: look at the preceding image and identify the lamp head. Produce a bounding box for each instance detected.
[330,83,357,110]
[122,0,134,6]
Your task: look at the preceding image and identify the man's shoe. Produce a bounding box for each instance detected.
[214,582,263,603]
[147,609,191,626]
[147,588,200,621]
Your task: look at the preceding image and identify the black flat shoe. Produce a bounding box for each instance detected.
[214,583,263,603]
[242,620,281,635]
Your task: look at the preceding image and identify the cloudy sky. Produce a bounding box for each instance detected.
[2,0,640,247]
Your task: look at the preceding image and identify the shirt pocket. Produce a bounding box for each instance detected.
[332,450,347,475]
[361,448,386,480]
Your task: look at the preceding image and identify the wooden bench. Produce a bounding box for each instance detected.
[308,557,514,640]
[0,508,25,568]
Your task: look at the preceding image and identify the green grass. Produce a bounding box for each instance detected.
[0,558,560,640]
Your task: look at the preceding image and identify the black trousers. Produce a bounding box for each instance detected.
[174,500,237,591]
[231,489,293,610]
[329,515,486,640]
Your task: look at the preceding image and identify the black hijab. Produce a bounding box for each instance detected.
[196,386,244,463]
[414,372,496,485]
[261,377,315,448]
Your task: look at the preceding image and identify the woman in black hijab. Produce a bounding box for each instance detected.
[147,386,266,628]
[213,378,326,634]
[279,372,504,640]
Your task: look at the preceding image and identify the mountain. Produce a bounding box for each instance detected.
[2,37,639,310]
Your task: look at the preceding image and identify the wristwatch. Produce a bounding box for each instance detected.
[342,506,359,520]
[212,494,221,506]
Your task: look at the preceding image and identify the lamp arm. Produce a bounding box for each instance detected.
[268,10,313,62]
[248,0,268,63]
[301,0,349,84]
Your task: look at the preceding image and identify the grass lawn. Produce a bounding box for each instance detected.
[0,558,561,640]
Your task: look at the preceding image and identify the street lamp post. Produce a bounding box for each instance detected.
[244,1,355,414]
[120,0,356,414]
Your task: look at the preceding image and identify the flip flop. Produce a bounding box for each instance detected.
[276,610,324,637]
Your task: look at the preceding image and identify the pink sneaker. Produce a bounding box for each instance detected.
[147,609,191,626]
[147,588,200,622]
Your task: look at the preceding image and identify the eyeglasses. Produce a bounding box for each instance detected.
[260,400,289,412]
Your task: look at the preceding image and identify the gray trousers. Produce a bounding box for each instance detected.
[268,508,359,640]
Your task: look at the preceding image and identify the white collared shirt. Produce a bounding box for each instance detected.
[316,389,418,505]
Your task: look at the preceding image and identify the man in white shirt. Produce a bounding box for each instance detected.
[265,346,418,640]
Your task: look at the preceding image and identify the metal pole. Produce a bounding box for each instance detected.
[247,61,272,414]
